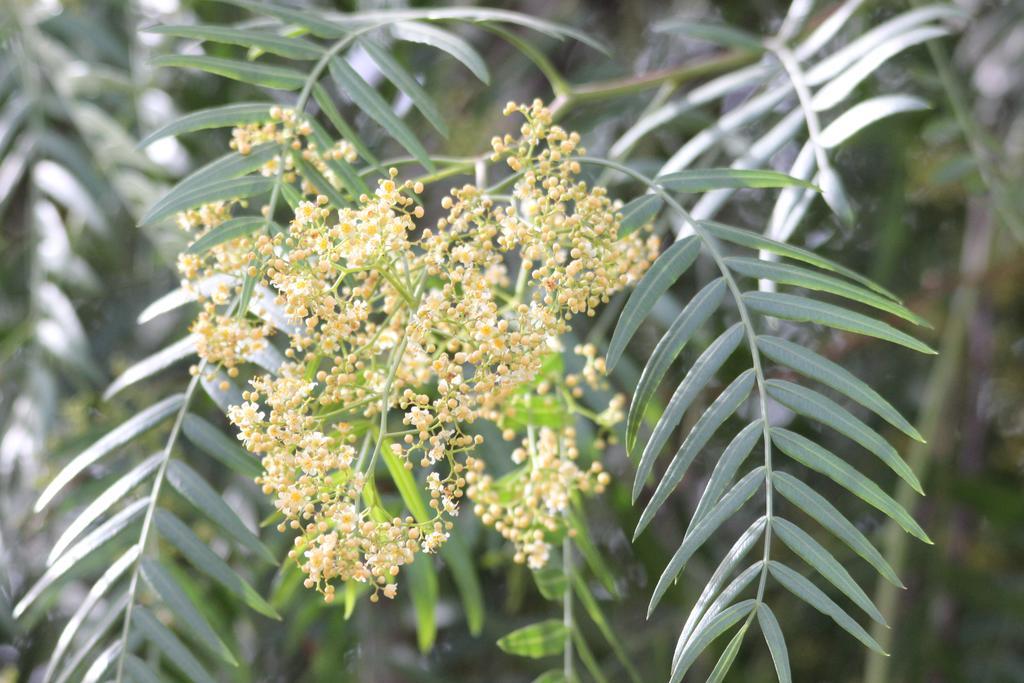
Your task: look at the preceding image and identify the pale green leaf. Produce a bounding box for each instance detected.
[757,604,791,683]
[360,38,448,137]
[649,467,764,613]
[654,20,764,51]
[768,561,885,654]
[14,497,148,618]
[146,24,323,59]
[688,420,762,532]
[633,322,745,503]
[406,555,439,653]
[35,394,184,512]
[766,379,922,493]
[726,256,929,326]
[186,217,270,256]
[150,54,306,90]
[181,413,262,479]
[133,606,215,683]
[770,427,931,543]
[571,573,642,683]
[607,235,701,370]
[677,517,765,650]
[671,600,755,683]
[657,168,817,193]
[392,21,490,83]
[707,622,749,683]
[155,509,279,619]
[122,655,164,683]
[141,175,275,226]
[742,291,936,355]
[626,277,726,455]
[637,368,755,535]
[618,194,663,236]
[166,459,276,562]
[699,220,900,301]
[137,102,272,148]
[328,56,434,170]
[104,336,197,400]
[756,335,923,442]
[772,517,885,624]
[772,471,903,588]
[439,533,485,635]
[140,558,237,665]
[48,453,160,564]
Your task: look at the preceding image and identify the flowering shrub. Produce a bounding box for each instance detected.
[178,100,658,602]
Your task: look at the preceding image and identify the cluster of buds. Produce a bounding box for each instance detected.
[179,101,658,601]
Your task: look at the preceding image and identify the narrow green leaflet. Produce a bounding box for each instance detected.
[440,533,485,635]
[654,20,765,51]
[707,622,749,683]
[122,656,164,683]
[618,194,664,236]
[104,336,197,400]
[35,393,184,512]
[141,176,275,226]
[772,517,885,624]
[155,509,279,619]
[140,558,237,665]
[657,168,817,193]
[392,21,490,83]
[676,517,765,649]
[768,561,885,654]
[766,379,922,493]
[571,574,642,683]
[166,459,277,563]
[311,85,379,168]
[648,466,764,613]
[699,220,901,301]
[406,555,439,653]
[497,619,568,658]
[670,600,755,683]
[756,335,923,441]
[328,56,434,170]
[606,235,701,370]
[360,38,448,137]
[532,671,568,683]
[149,143,280,211]
[291,154,348,209]
[757,604,792,683]
[43,548,139,683]
[133,606,215,683]
[633,322,744,502]
[567,502,618,596]
[725,256,929,326]
[625,277,726,454]
[48,453,161,564]
[181,413,262,479]
[150,54,306,90]
[743,291,936,354]
[637,368,755,535]
[14,497,148,618]
[50,593,129,683]
[146,24,323,60]
[772,471,903,587]
[771,427,931,543]
[137,102,273,147]
[186,217,270,256]
[687,420,762,532]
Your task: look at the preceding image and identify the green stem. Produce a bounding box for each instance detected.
[113,368,203,683]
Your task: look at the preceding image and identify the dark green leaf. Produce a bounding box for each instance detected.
[150,54,306,90]
[146,24,323,59]
[671,600,755,683]
[138,102,273,148]
[657,168,817,193]
[181,413,262,479]
[361,38,448,137]
[618,194,663,236]
[688,420,762,531]
[133,606,215,683]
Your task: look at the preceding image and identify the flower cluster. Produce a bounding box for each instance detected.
[179,100,658,601]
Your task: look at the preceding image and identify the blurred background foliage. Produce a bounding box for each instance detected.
[0,0,1021,681]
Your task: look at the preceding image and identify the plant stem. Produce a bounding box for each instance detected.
[113,368,203,683]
